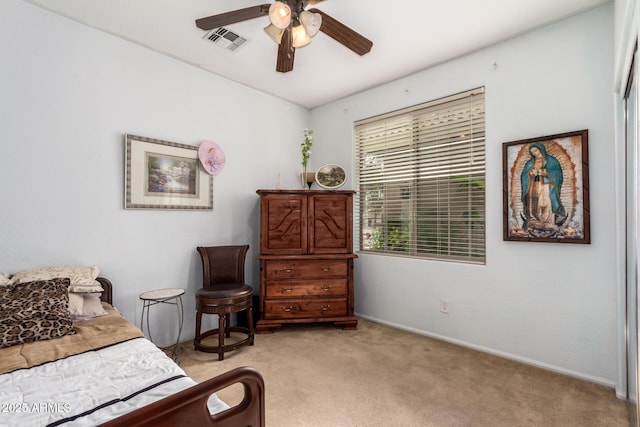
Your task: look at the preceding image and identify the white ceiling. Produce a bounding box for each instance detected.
[22,0,611,109]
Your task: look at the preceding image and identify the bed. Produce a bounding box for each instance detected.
[0,272,265,427]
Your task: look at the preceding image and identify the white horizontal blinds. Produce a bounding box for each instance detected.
[355,88,485,263]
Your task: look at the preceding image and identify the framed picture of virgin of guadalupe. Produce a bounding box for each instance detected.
[502,129,590,243]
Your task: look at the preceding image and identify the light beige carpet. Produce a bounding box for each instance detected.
[177,319,628,427]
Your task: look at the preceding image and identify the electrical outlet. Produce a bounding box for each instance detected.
[440,299,449,314]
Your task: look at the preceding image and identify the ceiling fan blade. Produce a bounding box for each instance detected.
[195,4,271,30]
[309,8,373,56]
[276,27,295,73]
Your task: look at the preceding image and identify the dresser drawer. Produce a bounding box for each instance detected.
[265,279,347,299]
[264,260,348,280]
[263,299,347,319]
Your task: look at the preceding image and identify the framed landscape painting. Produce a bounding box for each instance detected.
[502,129,590,243]
[125,134,213,210]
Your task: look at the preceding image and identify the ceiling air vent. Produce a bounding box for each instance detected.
[203,27,247,52]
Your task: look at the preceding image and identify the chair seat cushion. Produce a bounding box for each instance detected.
[196,284,253,299]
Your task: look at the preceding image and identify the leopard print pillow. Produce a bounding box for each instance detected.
[0,278,76,349]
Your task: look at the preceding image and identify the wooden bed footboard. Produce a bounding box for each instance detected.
[99,366,265,427]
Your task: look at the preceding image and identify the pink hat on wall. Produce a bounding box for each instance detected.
[198,141,226,176]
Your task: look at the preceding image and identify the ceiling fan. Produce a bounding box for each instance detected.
[195,0,373,73]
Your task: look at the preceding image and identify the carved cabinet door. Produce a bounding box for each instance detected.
[309,193,353,254]
[260,193,308,254]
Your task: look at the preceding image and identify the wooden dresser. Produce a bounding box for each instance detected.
[256,189,357,333]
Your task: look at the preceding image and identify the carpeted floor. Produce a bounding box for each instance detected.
[176,319,629,427]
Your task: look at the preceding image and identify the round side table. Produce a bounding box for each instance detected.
[139,288,184,360]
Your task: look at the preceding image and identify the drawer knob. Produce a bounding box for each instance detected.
[320,305,331,312]
[321,285,331,292]
[279,287,293,293]
[283,266,295,273]
[282,305,295,312]
[321,266,332,272]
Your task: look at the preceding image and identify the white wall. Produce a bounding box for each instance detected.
[0,0,309,346]
[311,4,618,388]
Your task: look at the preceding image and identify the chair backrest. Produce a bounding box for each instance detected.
[197,245,249,289]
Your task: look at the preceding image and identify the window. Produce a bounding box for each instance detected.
[355,88,485,264]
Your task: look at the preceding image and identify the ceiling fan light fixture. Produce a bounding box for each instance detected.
[299,11,322,38]
[196,1,374,73]
[264,24,284,44]
[292,24,311,48]
[269,2,292,29]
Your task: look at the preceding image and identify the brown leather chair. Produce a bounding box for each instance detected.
[195,245,254,360]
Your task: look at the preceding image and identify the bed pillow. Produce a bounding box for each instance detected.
[68,292,108,321]
[9,265,103,293]
[0,278,76,349]
[68,292,84,317]
[0,273,11,287]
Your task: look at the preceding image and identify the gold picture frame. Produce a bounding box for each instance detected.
[125,134,213,210]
